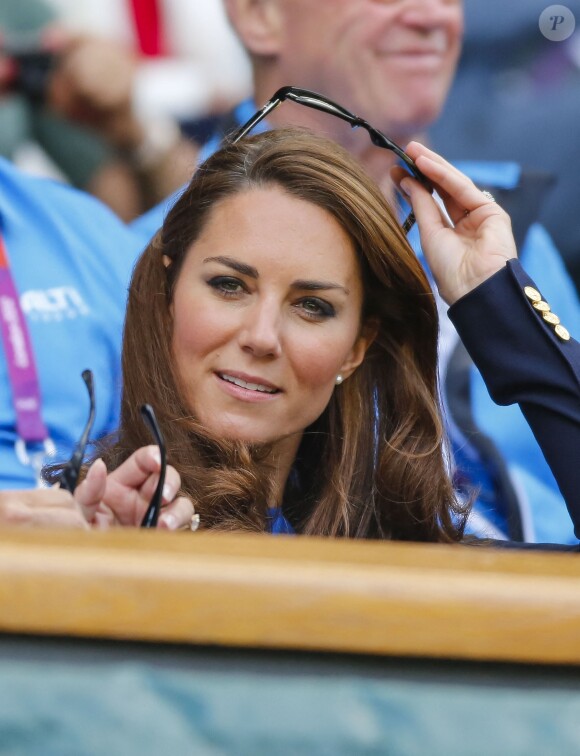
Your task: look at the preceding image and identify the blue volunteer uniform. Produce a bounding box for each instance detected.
[0,158,143,488]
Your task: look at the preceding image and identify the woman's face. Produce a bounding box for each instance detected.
[169,185,373,455]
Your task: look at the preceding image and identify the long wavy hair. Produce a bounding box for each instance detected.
[102,128,466,541]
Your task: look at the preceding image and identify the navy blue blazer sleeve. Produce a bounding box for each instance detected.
[448,259,580,541]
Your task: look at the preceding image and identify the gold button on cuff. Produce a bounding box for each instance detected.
[524,284,571,339]
[542,311,560,325]
[532,300,551,312]
[524,286,542,302]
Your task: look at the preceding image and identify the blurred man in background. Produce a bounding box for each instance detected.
[0,0,143,218]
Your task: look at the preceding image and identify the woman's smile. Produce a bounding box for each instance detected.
[214,370,282,402]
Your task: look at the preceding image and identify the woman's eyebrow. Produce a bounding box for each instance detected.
[203,257,349,295]
[291,279,350,295]
[203,256,259,278]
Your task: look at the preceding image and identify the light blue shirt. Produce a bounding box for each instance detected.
[0,158,144,488]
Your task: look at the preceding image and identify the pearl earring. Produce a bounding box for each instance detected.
[335,374,343,385]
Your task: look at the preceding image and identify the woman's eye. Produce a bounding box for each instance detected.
[207,276,246,296]
[297,297,335,319]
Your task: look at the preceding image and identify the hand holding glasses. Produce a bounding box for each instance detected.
[58,373,168,529]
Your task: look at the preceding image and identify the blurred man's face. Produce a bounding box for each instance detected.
[271,0,463,141]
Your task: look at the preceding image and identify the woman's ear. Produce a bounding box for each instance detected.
[339,318,379,381]
[162,255,172,268]
[224,0,284,57]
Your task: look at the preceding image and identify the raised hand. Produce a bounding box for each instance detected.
[392,142,517,305]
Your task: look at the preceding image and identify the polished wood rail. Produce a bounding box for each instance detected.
[0,528,579,664]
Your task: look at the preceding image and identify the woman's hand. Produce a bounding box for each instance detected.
[0,487,89,529]
[0,448,194,531]
[392,142,517,305]
[74,447,195,530]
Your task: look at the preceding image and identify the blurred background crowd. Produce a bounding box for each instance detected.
[1,0,578,285]
[0,0,252,217]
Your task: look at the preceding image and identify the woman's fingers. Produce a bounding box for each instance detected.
[0,488,89,529]
[136,462,181,506]
[100,447,184,527]
[108,445,161,488]
[15,505,90,530]
[159,496,195,531]
[74,458,107,521]
[393,142,518,305]
[396,172,450,240]
[108,466,176,526]
[405,141,503,222]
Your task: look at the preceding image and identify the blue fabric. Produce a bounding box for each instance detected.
[268,507,295,535]
[453,161,521,190]
[131,102,580,543]
[0,158,143,488]
[130,189,182,239]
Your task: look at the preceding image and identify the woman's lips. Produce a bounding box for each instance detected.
[215,371,281,402]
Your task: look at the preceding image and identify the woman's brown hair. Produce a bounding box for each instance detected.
[102,127,467,541]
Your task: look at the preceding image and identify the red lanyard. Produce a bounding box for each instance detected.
[127,0,166,57]
[0,232,54,480]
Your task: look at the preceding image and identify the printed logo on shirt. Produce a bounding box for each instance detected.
[20,287,91,322]
[0,296,29,367]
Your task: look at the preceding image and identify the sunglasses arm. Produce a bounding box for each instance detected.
[59,369,95,493]
[233,99,283,143]
[140,404,167,528]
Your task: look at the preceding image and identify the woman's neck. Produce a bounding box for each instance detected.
[262,433,303,507]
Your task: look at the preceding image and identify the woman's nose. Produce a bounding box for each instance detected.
[237,300,282,358]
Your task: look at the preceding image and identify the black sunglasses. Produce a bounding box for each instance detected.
[231,86,432,234]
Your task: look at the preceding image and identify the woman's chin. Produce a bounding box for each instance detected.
[200,415,302,455]
[201,417,276,446]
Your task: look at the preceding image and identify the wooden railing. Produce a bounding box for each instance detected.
[0,528,579,664]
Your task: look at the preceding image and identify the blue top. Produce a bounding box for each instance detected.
[0,158,144,488]
[131,102,580,543]
[268,507,295,535]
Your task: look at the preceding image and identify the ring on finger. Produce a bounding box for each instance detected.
[482,190,496,203]
[190,512,201,532]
